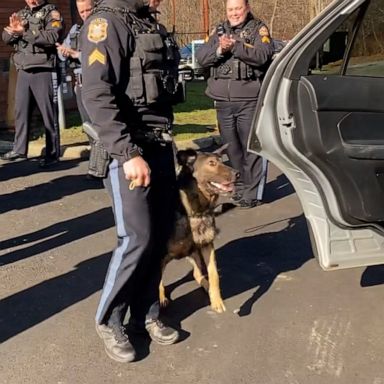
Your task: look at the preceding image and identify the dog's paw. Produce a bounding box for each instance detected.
[160,297,171,308]
[210,298,226,313]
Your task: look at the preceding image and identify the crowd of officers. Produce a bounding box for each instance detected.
[1,0,274,363]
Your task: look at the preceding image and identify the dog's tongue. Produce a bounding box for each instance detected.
[211,181,234,192]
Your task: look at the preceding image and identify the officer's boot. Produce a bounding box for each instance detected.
[145,319,179,345]
[128,318,179,345]
[96,323,136,363]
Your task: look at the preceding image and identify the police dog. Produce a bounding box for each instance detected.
[160,148,238,313]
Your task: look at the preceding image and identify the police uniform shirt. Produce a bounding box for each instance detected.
[196,13,274,101]
[2,1,63,70]
[59,24,82,74]
[80,5,141,164]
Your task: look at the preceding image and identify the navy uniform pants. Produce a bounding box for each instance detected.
[13,69,60,159]
[96,141,177,327]
[216,100,268,201]
[74,83,90,124]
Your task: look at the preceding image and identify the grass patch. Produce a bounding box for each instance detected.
[173,80,218,140]
[33,80,217,144]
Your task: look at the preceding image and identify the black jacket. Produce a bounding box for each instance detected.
[2,1,63,71]
[81,0,174,164]
[196,13,273,101]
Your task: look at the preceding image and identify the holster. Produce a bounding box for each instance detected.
[87,139,110,178]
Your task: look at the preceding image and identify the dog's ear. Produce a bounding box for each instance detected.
[213,143,229,156]
[177,149,198,168]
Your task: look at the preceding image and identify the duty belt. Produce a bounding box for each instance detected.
[132,126,173,144]
[75,72,82,86]
[211,62,258,80]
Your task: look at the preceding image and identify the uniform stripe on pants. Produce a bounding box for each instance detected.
[256,157,268,201]
[95,159,130,322]
[51,71,60,158]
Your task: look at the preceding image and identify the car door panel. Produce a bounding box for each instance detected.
[294,75,384,223]
[250,0,384,270]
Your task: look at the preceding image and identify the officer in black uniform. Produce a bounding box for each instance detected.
[57,0,99,178]
[1,0,64,167]
[80,0,181,363]
[56,0,93,124]
[196,0,273,208]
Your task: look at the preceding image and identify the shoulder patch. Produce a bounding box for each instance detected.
[261,36,271,44]
[51,20,62,28]
[259,26,270,37]
[50,10,61,20]
[87,18,108,44]
[88,48,106,66]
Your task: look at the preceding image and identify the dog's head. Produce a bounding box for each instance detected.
[177,148,239,196]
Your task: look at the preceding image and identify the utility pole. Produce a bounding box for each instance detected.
[171,0,176,32]
[202,0,209,39]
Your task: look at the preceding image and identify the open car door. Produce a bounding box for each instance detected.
[250,0,384,270]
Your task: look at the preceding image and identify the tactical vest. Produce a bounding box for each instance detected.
[69,24,82,69]
[211,17,266,80]
[90,6,183,107]
[13,3,58,70]
[126,17,182,106]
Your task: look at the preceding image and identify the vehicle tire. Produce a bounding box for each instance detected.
[184,67,194,82]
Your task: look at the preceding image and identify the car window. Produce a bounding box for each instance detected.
[310,0,384,77]
[345,0,384,77]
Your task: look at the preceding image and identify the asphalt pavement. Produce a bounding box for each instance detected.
[1,145,384,384]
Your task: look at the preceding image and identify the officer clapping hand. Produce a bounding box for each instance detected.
[123,157,151,188]
[56,43,80,59]
[218,34,235,54]
[4,13,25,36]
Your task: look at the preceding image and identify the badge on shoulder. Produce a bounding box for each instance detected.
[87,18,108,43]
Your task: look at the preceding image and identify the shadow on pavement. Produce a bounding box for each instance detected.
[0,158,84,182]
[263,173,296,204]
[360,265,384,287]
[0,252,110,343]
[0,214,311,347]
[0,173,103,214]
[162,214,312,326]
[0,208,114,266]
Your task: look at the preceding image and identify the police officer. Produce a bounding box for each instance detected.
[81,0,181,363]
[56,0,98,178]
[56,0,93,125]
[1,0,64,167]
[196,0,273,208]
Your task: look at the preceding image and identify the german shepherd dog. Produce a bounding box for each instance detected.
[160,148,238,313]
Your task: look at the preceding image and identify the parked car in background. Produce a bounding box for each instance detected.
[178,39,206,81]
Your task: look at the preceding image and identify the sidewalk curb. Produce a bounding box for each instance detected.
[0,135,222,159]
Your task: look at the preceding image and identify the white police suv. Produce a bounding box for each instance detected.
[250,0,384,270]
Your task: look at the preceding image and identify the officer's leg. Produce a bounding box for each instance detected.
[216,101,245,197]
[13,70,33,156]
[127,142,179,345]
[129,142,177,324]
[236,100,268,202]
[75,84,91,123]
[96,159,152,327]
[75,84,96,176]
[30,71,60,160]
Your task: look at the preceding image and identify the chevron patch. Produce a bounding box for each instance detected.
[88,48,106,66]
[261,36,271,44]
